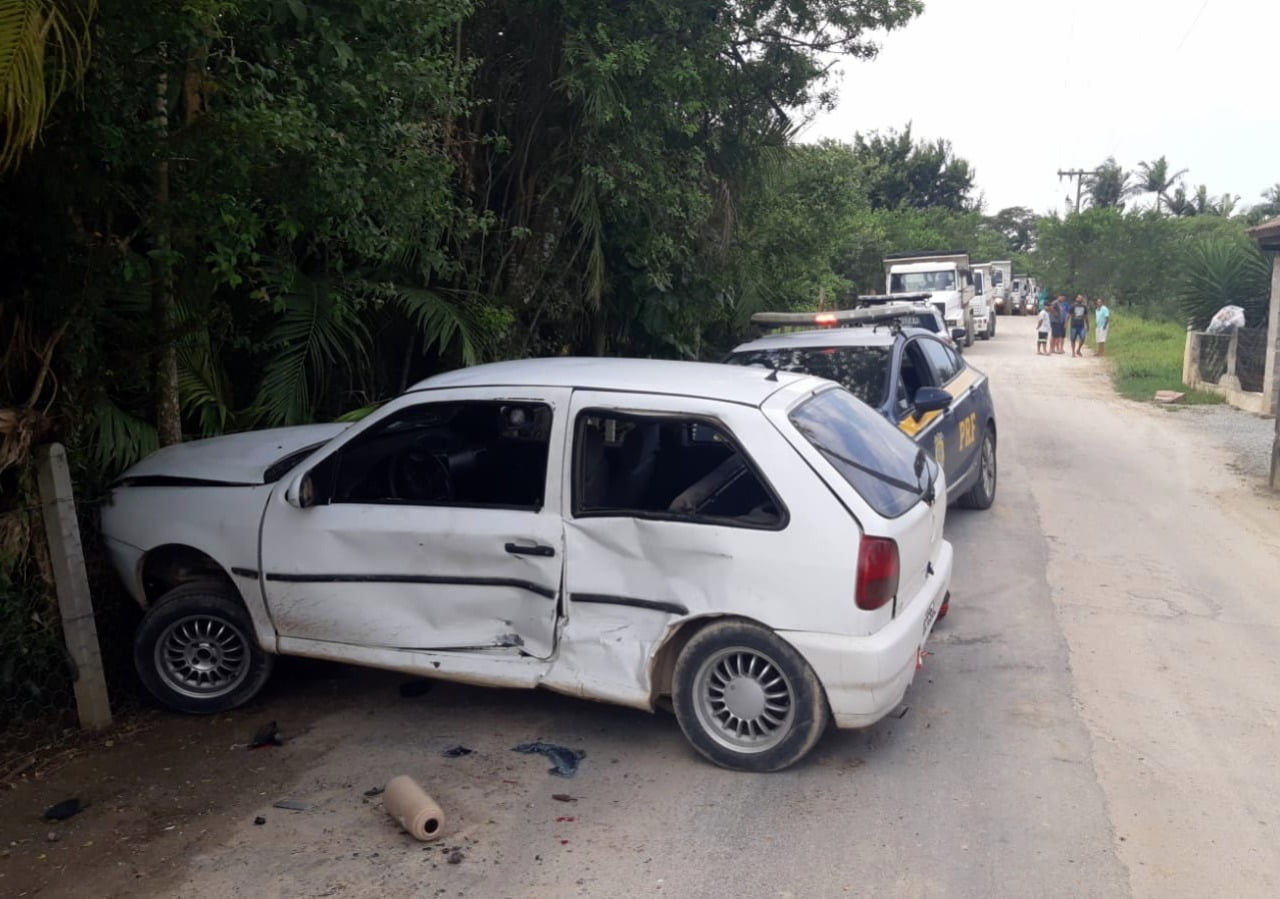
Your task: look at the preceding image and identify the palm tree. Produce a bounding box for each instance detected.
[1192,184,1212,216]
[1087,156,1136,209]
[1215,193,1239,217]
[1166,185,1195,217]
[0,0,95,172]
[1135,156,1189,214]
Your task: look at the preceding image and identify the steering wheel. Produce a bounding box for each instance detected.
[389,450,453,502]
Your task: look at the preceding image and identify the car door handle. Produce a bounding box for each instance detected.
[505,542,556,558]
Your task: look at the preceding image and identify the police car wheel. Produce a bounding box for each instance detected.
[958,430,997,510]
[673,620,829,772]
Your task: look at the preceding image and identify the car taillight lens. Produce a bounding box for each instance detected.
[856,536,900,611]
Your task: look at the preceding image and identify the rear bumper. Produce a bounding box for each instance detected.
[780,539,952,729]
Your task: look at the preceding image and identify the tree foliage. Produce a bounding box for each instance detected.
[849,124,976,212]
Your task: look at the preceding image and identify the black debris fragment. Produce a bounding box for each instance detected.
[248,720,283,749]
[363,786,385,797]
[42,798,88,821]
[447,850,465,865]
[442,745,473,758]
[512,742,586,778]
[398,680,434,698]
[551,794,577,803]
[254,816,266,826]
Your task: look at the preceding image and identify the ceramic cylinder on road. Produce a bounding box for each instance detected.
[383,775,445,841]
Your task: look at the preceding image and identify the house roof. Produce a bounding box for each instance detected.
[1248,217,1280,252]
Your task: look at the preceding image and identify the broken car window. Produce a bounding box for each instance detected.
[322,401,552,509]
[573,411,784,528]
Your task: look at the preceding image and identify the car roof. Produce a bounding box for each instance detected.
[407,357,820,406]
[730,326,936,353]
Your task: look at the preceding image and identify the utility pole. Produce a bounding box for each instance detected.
[1057,169,1099,215]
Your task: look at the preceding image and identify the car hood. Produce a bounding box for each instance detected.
[115,423,349,486]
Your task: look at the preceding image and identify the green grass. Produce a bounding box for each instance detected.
[1098,316,1224,405]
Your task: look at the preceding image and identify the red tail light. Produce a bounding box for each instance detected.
[856,536,900,611]
[814,312,837,327]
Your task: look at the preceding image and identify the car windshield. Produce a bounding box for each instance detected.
[724,345,891,406]
[891,270,956,292]
[789,387,929,519]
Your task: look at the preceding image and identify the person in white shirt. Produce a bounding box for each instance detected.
[1035,306,1051,355]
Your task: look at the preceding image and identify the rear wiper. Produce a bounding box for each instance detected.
[795,425,924,496]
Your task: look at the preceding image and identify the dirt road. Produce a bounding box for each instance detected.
[3,315,1278,897]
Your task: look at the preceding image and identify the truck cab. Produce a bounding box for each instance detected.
[884,252,976,347]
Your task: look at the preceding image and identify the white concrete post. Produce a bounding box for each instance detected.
[1219,332,1242,391]
[1265,256,1280,417]
[36,443,113,730]
[1182,328,1198,388]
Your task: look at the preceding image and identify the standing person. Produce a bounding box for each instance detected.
[1050,295,1067,354]
[1069,294,1089,357]
[1094,298,1111,356]
[1035,304,1051,355]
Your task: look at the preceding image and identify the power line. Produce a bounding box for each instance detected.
[1175,0,1212,51]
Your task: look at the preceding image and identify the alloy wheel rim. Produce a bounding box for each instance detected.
[155,615,250,699]
[692,646,795,753]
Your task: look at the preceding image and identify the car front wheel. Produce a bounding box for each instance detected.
[672,620,829,772]
[958,430,997,510]
[134,581,275,714]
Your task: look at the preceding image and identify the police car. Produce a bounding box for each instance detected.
[724,307,997,510]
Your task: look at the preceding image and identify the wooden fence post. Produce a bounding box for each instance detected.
[36,443,113,730]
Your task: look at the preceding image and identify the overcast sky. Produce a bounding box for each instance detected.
[800,0,1280,215]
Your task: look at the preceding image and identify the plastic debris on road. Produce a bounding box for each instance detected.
[512,741,586,777]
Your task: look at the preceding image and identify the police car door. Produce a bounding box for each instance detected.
[916,336,979,491]
[894,337,955,486]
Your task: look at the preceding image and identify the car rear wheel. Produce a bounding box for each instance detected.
[134,581,274,714]
[958,430,997,510]
[672,620,829,772]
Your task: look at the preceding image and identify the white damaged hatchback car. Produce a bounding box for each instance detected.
[102,358,952,771]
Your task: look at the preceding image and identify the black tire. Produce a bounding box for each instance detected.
[672,619,829,772]
[958,429,997,510]
[134,581,275,714]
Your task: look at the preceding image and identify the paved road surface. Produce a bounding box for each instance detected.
[3,314,1278,898]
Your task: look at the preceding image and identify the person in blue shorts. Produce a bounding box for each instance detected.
[1069,294,1089,357]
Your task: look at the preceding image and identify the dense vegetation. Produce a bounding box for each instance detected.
[0,1,1274,731]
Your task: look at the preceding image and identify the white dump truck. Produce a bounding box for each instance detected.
[985,260,1013,315]
[968,262,996,339]
[884,251,976,347]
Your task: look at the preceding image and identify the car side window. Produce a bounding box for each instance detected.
[572,411,785,529]
[918,338,961,385]
[315,400,552,509]
[896,341,935,418]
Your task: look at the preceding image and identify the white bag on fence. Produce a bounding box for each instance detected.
[1206,305,1246,334]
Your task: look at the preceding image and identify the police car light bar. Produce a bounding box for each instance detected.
[853,292,933,306]
[750,304,931,330]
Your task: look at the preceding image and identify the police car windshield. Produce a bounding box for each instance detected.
[724,346,891,407]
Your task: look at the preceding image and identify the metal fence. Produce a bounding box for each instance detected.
[1237,328,1269,394]
[1197,333,1231,385]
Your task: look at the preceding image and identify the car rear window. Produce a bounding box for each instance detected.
[724,345,891,407]
[789,387,929,519]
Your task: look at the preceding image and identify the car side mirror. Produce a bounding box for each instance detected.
[913,386,952,419]
[950,327,967,343]
[284,472,317,509]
